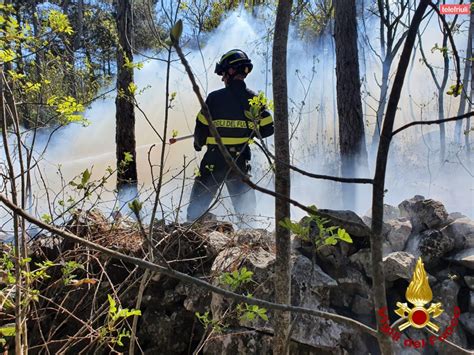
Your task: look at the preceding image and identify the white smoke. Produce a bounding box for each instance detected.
[35,7,472,226]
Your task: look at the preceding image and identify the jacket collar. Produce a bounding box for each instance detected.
[227,79,246,90]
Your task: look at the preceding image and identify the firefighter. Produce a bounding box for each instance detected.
[186,49,274,221]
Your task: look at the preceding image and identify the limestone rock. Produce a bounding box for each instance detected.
[383,252,416,281]
[203,328,361,355]
[459,313,474,336]
[362,215,371,227]
[175,282,211,313]
[291,254,337,308]
[311,209,371,238]
[349,248,372,277]
[393,338,423,355]
[418,229,455,267]
[351,294,373,315]
[441,217,474,250]
[386,218,412,252]
[234,228,274,250]
[336,267,371,294]
[449,248,474,270]
[209,249,365,353]
[210,246,275,322]
[449,212,467,220]
[330,290,353,309]
[431,279,468,353]
[138,306,197,354]
[210,247,244,273]
[207,231,233,254]
[398,196,449,232]
[204,330,274,354]
[365,204,400,222]
[404,233,422,259]
[316,244,347,272]
[288,313,368,354]
[465,275,474,290]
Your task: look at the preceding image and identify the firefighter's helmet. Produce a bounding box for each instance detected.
[214,49,253,76]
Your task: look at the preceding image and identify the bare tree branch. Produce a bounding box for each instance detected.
[392,111,474,136]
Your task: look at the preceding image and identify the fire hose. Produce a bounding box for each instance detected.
[168,134,193,145]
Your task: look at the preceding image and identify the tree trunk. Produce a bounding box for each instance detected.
[371,57,391,152]
[272,0,292,353]
[115,0,138,191]
[454,18,472,145]
[61,0,76,97]
[73,0,84,51]
[371,1,429,354]
[438,32,450,163]
[334,0,369,210]
[467,9,473,160]
[1,0,14,127]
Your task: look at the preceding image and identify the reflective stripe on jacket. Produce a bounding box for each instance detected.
[193,80,274,150]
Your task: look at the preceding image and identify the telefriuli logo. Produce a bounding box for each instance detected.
[439,4,470,15]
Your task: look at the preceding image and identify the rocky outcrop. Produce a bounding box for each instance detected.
[202,196,473,354]
[385,218,412,252]
[10,197,474,354]
[398,195,450,232]
[440,217,474,249]
[449,248,474,270]
[383,251,416,281]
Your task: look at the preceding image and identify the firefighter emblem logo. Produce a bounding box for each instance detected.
[394,258,444,332]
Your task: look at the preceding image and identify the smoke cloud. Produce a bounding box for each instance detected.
[37,7,472,225]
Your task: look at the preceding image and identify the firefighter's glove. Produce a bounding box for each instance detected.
[194,142,202,152]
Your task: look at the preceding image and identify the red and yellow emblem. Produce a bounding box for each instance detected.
[395,258,444,332]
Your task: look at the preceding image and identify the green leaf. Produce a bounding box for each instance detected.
[81,169,91,186]
[41,213,52,224]
[170,19,183,43]
[0,325,15,337]
[47,10,73,35]
[108,294,117,316]
[337,228,353,243]
[123,152,133,163]
[20,257,31,266]
[128,199,143,215]
[446,83,463,97]
[259,312,269,321]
